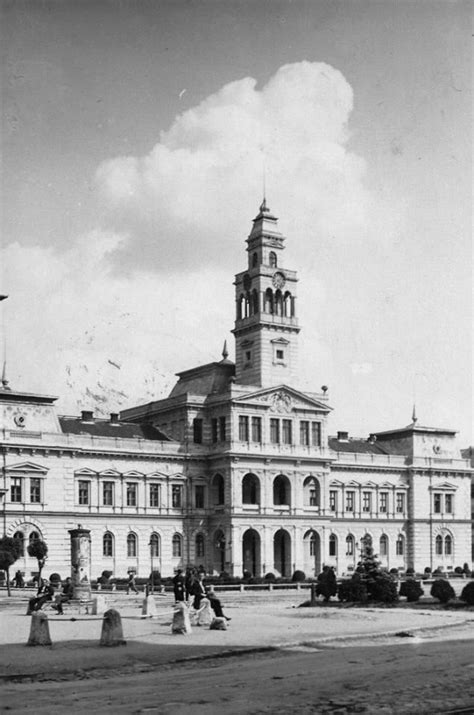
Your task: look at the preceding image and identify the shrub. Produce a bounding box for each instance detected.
[249,577,264,585]
[291,570,306,583]
[49,573,61,584]
[460,581,474,605]
[433,568,444,576]
[242,570,252,581]
[454,566,464,575]
[405,567,415,576]
[338,576,368,603]
[389,568,399,575]
[264,572,276,582]
[399,580,424,602]
[424,567,432,574]
[430,579,455,604]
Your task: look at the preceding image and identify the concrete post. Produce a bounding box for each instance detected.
[69,525,92,601]
[27,612,52,646]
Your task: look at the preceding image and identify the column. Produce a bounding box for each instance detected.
[69,525,92,601]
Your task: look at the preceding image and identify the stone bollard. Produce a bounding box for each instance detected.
[210,617,227,631]
[91,594,106,616]
[171,602,191,634]
[196,598,213,627]
[100,609,126,647]
[141,595,157,618]
[27,612,52,646]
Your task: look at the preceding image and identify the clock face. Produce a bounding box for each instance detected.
[272,271,286,289]
[14,412,26,428]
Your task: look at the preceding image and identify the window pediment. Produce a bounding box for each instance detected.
[6,461,48,475]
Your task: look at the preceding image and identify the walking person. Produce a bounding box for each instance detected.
[126,572,138,594]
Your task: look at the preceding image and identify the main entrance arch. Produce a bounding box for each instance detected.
[273,529,291,577]
[242,529,261,577]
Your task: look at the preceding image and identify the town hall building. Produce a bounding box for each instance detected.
[0,201,472,581]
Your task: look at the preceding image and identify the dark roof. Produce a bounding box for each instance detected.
[59,417,171,441]
[374,422,456,439]
[169,360,235,398]
[329,437,389,455]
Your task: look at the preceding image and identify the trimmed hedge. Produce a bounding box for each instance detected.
[460,581,474,606]
[430,579,455,604]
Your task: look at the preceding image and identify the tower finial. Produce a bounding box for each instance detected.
[222,340,229,361]
[412,403,417,424]
[1,360,10,390]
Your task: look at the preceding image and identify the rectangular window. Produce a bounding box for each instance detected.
[149,483,160,507]
[433,493,441,513]
[362,491,371,512]
[30,478,41,504]
[300,421,309,446]
[219,416,226,441]
[396,538,404,556]
[270,418,280,444]
[346,491,355,512]
[251,416,262,443]
[239,415,249,441]
[282,419,292,445]
[10,477,22,503]
[211,418,218,443]
[445,494,453,513]
[126,483,137,507]
[172,485,182,509]
[379,492,388,513]
[311,422,322,447]
[329,490,337,512]
[103,481,114,506]
[193,418,203,444]
[78,480,90,506]
[396,492,405,513]
[276,349,284,360]
[195,485,205,509]
[245,350,252,362]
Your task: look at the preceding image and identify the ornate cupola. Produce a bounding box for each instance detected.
[232,200,300,387]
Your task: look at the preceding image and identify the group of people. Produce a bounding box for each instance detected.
[172,567,231,621]
[27,577,74,615]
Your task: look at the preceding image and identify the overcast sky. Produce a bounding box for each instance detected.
[1,0,472,445]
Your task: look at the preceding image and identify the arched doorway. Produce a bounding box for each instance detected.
[242,529,261,577]
[303,530,321,576]
[273,529,291,577]
[213,529,226,574]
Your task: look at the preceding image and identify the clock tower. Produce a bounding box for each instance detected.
[232,200,300,387]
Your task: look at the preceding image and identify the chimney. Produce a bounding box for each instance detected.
[368,433,377,443]
[337,431,349,441]
[110,413,120,425]
[81,410,94,422]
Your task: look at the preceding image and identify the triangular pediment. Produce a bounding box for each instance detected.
[99,469,121,477]
[75,468,98,477]
[431,481,457,491]
[329,479,345,487]
[233,385,331,413]
[123,470,145,478]
[6,461,49,475]
[148,471,168,479]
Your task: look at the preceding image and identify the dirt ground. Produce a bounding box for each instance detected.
[1,589,473,714]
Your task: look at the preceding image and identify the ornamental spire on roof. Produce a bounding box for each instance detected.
[411,404,418,424]
[222,340,229,361]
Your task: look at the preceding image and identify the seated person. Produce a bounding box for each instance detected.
[27,582,55,614]
[206,588,231,622]
[53,577,74,615]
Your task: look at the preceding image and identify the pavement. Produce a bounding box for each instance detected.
[1,588,473,681]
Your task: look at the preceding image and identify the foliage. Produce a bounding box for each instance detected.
[354,536,398,603]
[399,579,424,602]
[264,572,276,581]
[424,567,432,574]
[405,567,415,576]
[454,566,464,575]
[242,570,252,581]
[338,574,368,603]
[0,537,23,596]
[291,570,306,583]
[49,572,61,584]
[430,579,455,604]
[316,566,337,602]
[27,539,48,593]
[459,581,474,606]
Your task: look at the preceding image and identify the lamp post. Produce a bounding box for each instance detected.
[148,540,154,594]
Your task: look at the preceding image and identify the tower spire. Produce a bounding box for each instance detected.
[411,403,417,424]
[221,340,229,361]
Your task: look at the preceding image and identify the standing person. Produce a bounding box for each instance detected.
[126,572,138,595]
[185,567,195,602]
[172,568,185,602]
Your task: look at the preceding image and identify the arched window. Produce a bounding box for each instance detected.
[396,535,404,556]
[273,475,291,506]
[252,289,259,314]
[444,534,452,555]
[245,291,251,317]
[264,288,274,314]
[252,252,258,267]
[269,251,277,268]
[309,532,317,556]
[196,533,205,558]
[150,533,160,557]
[345,534,354,556]
[283,291,292,317]
[435,534,443,555]
[303,476,320,507]
[242,473,260,505]
[212,474,225,505]
[379,534,388,557]
[172,533,182,558]
[127,532,137,558]
[103,532,114,557]
[274,289,283,316]
[29,531,39,543]
[329,534,337,557]
[13,531,25,556]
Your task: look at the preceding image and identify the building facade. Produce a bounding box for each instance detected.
[1,201,472,580]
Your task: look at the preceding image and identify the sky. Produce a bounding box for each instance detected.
[1,0,472,446]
